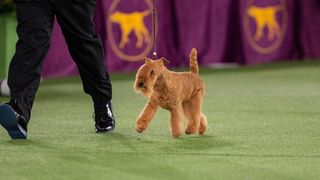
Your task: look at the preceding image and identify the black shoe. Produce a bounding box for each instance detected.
[94,102,115,133]
[0,103,28,139]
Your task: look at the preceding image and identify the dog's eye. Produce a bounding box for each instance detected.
[150,70,155,76]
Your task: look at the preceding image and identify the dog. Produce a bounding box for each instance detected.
[133,48,207,138]
[247,5,282,41]
[110,10,151,48]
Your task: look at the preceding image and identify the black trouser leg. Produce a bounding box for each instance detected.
[8,1,54,121]
[53,0,112,108]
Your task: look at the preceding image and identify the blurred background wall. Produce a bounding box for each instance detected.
[1,0,320,79]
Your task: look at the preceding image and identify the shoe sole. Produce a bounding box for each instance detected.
[96,122,115,133]
[96,126,115,133]
[0,104,27,139]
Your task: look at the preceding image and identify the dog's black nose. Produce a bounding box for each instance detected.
[138,82,144,88]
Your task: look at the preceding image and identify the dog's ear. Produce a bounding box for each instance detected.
[143,57,152,64]
[160,57,170,66]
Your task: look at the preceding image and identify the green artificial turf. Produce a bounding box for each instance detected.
[0,60,319,180]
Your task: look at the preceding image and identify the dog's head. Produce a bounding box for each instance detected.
[133,57,169,97]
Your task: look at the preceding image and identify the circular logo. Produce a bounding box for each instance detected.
[244,0,288,54]
[108,0,155,61]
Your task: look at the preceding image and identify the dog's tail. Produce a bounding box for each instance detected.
[190,48,199,74]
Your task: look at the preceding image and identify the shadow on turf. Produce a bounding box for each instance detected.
[168,135,234,150]
[3,134,320,159]
[103,132,234,152]
[84,133,320,158]
[4,139,56,149]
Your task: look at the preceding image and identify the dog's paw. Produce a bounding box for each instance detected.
[185,127,197,135]
[171,129,182,138]
[198,126,207,135]
[172,133,182,138]
[135,123,146,133]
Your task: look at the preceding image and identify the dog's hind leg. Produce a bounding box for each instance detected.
[183,93,202,135]
[199,113,207,135]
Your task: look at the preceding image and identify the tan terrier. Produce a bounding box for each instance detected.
[133,48,207,137]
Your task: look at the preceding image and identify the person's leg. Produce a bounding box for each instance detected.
[52,0,114,132]
[0,0,54,139]
[53,0,111,107]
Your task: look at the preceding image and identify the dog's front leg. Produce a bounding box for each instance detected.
[169,106,184,138]
[136,101,158,133]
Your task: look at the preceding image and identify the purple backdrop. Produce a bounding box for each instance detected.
[42,0,320,78]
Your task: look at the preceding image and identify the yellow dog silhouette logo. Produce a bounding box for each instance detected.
[247,5,282,41]
[107,0,154,62]
[244,0,287,54]
[110,10,151,49]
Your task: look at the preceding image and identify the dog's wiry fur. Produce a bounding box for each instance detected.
[134,48,207,137]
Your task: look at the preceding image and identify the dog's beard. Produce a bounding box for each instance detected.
[141,88,153,97]
[135,86,153,97]
[134,81,154,98]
